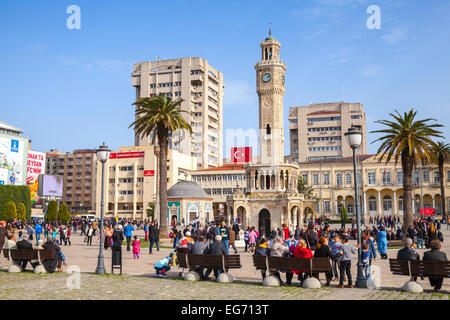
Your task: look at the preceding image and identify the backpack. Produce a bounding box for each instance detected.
[438,231,444,242]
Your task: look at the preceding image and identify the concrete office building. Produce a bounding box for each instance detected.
[288,102,367,162]
[131,57,224,169]
[45,149,97,213]
[94,145,197,220]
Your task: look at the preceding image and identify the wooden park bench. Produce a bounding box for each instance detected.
[177,252,241,282]
[253,255,332,287]
[387,240,403,247]
[389,259,450,292]
[2,249,56,273]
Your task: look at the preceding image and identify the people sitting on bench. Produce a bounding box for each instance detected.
[396,238,420,281]
[270,237,290,284]
[313,237,334,286]
[42,236,63,273]
[3,234,17,250]
[254,237,270,280]
[423,240,448,292]
[16,234,32,270]
[204,235,227,280]
[190,236,209,279]
[291,239,313,285]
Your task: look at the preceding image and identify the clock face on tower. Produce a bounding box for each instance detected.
[262,73,271,83]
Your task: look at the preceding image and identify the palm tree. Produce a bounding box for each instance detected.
[129,96,192,235]
[432,141,450,221]
[371,109,443,235]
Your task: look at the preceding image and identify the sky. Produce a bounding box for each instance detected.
[1,0,449,158]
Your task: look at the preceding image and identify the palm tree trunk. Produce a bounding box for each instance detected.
[439,157,446,221]
[402,149,414,237]
[153,146,160,223]
[158,135,169,237]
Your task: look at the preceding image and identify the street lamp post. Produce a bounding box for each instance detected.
[95,143,110,275]
[345,126,367,288]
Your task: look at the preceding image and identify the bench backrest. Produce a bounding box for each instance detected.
[252,255,331,273]
[422,260,450,277]
[3,249,56,261]
[389,259,421,276]
[177,253,241,269]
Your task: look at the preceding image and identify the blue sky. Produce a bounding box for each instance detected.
[1,0,449,158]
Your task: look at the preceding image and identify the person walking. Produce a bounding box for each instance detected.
[149,221,160,254]
[376,226,388,259]
[87,226,94,246]
[248,227,257,253]
[34,223,42,245]
[132,235,141,259]
[219,221,230,255]
[144,222,149,242]
[243,227,250,252]
[229,228,238,254]
[124,222,135,252]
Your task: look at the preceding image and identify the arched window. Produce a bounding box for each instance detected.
[345,173,352,184]
[336,174,342,186]
[266,124,271,135]
[369,196,377,212]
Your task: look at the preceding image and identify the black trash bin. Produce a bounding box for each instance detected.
[111,242,122,274]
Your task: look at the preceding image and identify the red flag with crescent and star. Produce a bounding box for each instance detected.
[231,147,252,163]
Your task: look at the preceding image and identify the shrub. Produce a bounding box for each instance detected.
[2,201,17,222]
[46,200,58,222]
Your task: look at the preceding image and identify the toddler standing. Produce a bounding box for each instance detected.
[132,235,141,259]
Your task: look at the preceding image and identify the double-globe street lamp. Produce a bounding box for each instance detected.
[95,143,110,275]
[344,126,367,288]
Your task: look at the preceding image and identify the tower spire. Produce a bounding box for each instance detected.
[269,22,272,37]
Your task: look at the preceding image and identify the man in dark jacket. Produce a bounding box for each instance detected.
[191,236,208,279]
[232,223,240,240]
[423,240,448,291]
[204,235,227,279]
[0,224,9,251]
[149,221,160,254]
[42,236,62,273]
[396,238,420,281]
[15,233,32,270]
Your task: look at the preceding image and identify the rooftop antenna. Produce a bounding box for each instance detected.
[341,86,345,102]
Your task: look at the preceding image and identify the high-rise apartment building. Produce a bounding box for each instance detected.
[288,102,367,163]
[45,149,97,212]
[131,57,224,169]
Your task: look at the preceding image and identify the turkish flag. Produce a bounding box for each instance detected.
[231,147,252,163]
[420,208,435,215]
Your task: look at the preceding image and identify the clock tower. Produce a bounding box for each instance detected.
[255,29,287,165]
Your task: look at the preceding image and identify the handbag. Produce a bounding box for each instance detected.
[83,236,88,243]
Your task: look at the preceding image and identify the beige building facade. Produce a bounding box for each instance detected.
[131,57,224,169]
[45,149,97,213]
[298,155,450,220]
[288,102,367,162]
[94,146,196,220]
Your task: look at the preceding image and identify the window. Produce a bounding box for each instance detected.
[447,170,450,182]
[383,195,392,211]
[423,171,429,182]
[397,171,403,186]
[382,171,391,185]
[313,174,319,185]
[368,172,376,185]
[413,171,420,185]
[399,196,404,211]
[434,171,440,184]
[323,201,330,213]
[315,202,320,213]
[351,115,361,119]
[345,173,352,184]
[324,173,330,185]
[336,174,342,186]
[302,174,308,184]
[369,196,377,212]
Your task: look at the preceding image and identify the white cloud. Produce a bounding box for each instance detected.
[326,47,355,64]
[223,79,256,108]
[57,56,132,73]
[382,28,407,44]
[361,64,383,77]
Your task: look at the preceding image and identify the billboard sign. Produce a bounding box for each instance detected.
[0,135,28,185]
[231,147,252,163]
[26,150,46,204]
[420,208,435,215]
[144,170,155,177]
[38,174,63,198]
[109,151,144,159]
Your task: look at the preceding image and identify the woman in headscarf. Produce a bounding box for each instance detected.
[376,226,388,259]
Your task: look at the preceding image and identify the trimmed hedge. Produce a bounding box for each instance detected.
[0,185,31,221]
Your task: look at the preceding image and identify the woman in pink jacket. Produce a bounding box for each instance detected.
[248,227,257,253]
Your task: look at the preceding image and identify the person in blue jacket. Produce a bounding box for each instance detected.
[35,223,43,245]
[124,223,135,251]
[376,226,388,259]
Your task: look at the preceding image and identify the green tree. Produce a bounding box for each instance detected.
[146,201,155,220]
[58,203,71,224]
[17,203,27,223]
[0,185,32,220]
[129,96,192,234]
[46,200,58,222]
[297,176,318,200]
[2,201,17,222]
[371,109,443,234]
[432,141,450,221]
